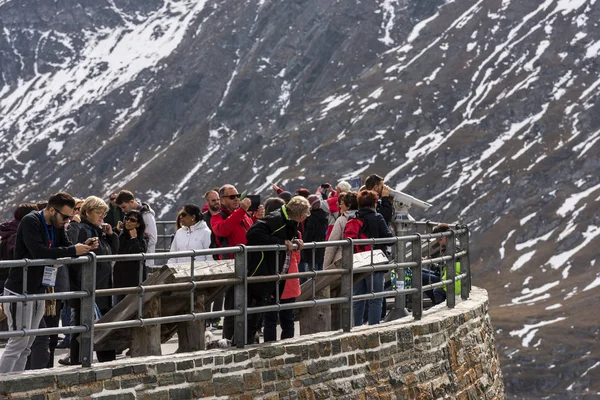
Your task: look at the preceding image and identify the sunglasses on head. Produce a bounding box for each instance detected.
[125,217,138,223]
[223,194,241,200]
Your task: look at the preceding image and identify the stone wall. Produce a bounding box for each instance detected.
[0,287,504,399]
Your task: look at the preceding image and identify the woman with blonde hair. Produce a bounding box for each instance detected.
[61,196,118,365]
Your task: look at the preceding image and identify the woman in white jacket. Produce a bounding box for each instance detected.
[168,204,211,263]
[323,191,358,268]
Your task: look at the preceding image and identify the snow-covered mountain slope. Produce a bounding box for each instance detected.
[1,0,599,397]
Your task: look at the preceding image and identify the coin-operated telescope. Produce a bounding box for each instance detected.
[384,188,432,322]
[388,188,432,221]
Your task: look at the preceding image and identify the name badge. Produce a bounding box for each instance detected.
[42,266,58,287]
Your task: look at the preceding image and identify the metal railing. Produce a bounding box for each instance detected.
[0,221,470,368]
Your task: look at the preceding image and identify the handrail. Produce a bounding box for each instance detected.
[0,221,470,367]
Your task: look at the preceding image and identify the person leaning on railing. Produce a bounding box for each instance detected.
[0,192,98,374]
[60,196,119,366]
[323,191,358,269]
[246,196,309,344]
[347,190,394,327]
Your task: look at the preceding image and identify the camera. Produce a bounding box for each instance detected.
[247,195,261,212]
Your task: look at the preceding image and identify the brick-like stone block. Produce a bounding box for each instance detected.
[185,368,212,382]
[318,341,332,357]
[112,366,134,377]
[133,364,148,374]
[56,372,80,388]
[307,343,320,359]
[157,373,174,386]
[234,351,250,363]
[156,361,175,374]
[379,330,396,343]
[79,370,96,384]
[262,369,277,382]
[277,366,293,380]
[138,389,170,400]
[169,386,193,399]
[191,381,215,398]
[284,354,303,364]
[95,369,113,381]
[259,346,286,359]
[176,359,194,371]
[213,375,245,396]
[269,357,285,368]
[1,374,56,394]
[103,379,120,391]
[243,371,262,391]
[293,363,308,376]
[331,339,341,355]
[276,380,292,392]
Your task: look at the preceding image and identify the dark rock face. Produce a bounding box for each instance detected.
[1,0,599,397]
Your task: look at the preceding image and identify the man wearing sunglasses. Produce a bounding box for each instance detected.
[104,193,124,230]
[210,184,255,341]
[0,192,98,373]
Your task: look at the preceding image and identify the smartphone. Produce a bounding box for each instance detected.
[247,195,261,212]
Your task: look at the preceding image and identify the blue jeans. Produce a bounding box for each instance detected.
[421,270,440,304]
[353,272,385,326]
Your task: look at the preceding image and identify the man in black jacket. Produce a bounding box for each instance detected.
[0,192,97,373]
[246,196,308,344]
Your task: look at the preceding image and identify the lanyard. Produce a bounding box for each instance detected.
[40,210,54,248]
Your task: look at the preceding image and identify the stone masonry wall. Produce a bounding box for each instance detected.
[0,287,504,399]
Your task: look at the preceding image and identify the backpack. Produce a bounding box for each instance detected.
[343,214,371,253]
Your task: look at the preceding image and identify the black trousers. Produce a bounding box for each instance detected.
[70,303,115,364]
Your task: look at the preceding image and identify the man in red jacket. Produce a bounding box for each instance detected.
[210,184,254,341]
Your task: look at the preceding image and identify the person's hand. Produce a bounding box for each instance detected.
[292,238,304,251]
[254,205,265,219]
[101,223,113,235]
[284,240,294,252]
[84,237,99,250]
[75,243,92,256]
[381,185,391,198]
[240,198,251,211]
[117,221,123,231]
[72,214,81,223]
[271,183,280,192]
[129,228,137,238]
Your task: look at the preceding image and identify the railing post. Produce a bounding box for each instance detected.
[233,246,247,348]
[446,230,456,309]
[411,234,423,320]
[80,253,96,367]
[340,239,354,332]
[384,220,410,322]
[461,226,471,300]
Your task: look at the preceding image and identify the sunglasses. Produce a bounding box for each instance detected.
[53,208,74,221]
[125,217,138,223]
[223,194,241,200]
[74,207,81,212]
[109,197,116,201]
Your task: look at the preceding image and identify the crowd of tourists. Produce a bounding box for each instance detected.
[0,174,458,373]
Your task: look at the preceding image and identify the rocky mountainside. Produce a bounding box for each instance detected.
[1,0,599,398]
